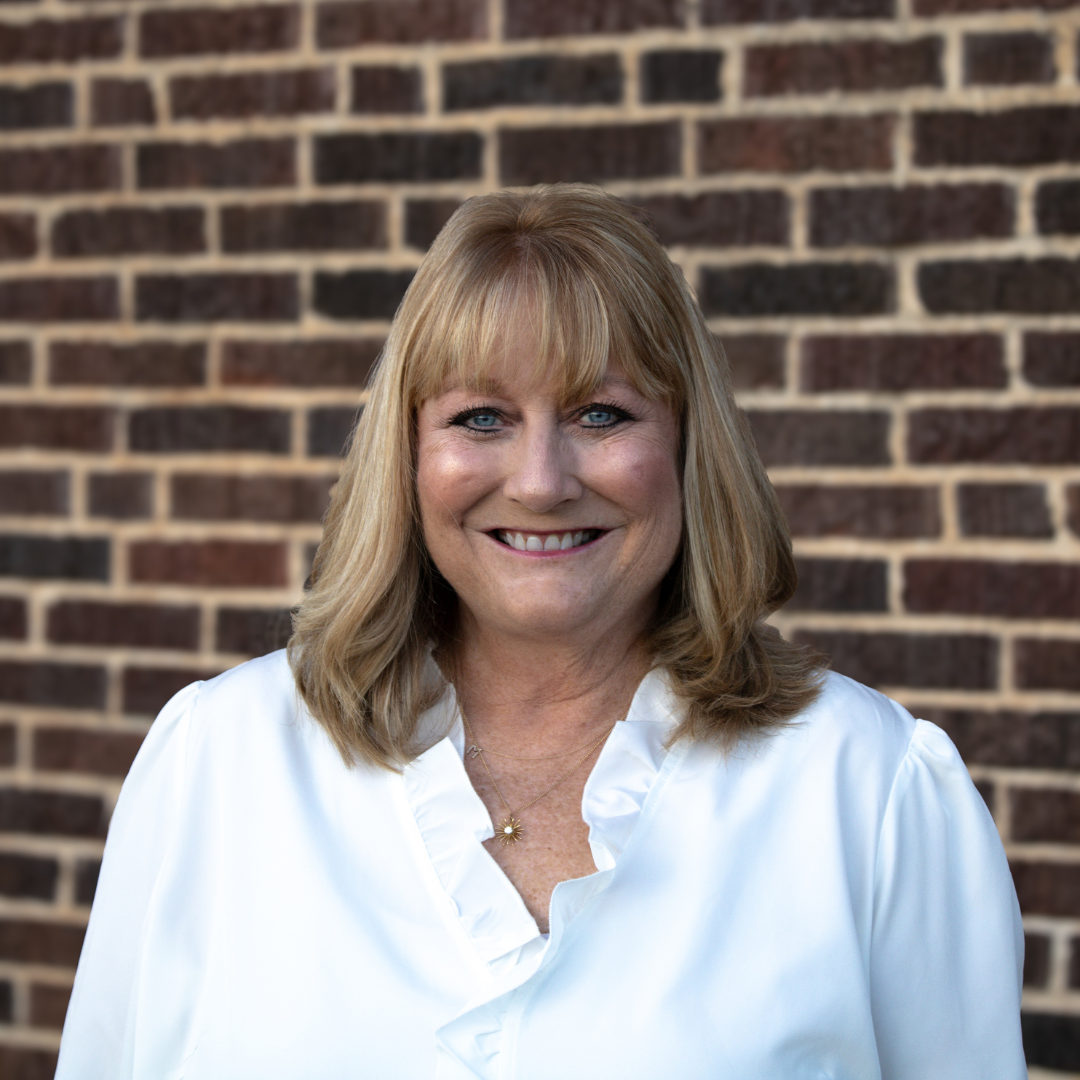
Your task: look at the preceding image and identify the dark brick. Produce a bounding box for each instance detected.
[1012,862,1080,917]
[171,68,334,120]
[801,334,1006,390]
[0,724,13,766]
[500,122,679,185]
[87,473,152,519]
[1016,639,1080,692]
[505,0,681,37]
[52,207,204,258]
[1025,333,1080,386]
[909,408,1080,464]
[315,132,482,184]
[1066,487,1080,538]
[1025,933,1051,987]
[34,727,143,777]
[0,16,120,63]
[1012,788,1080,844]
[138,138,295,190]
[314,269,414,320]
[974,779,995,814]
[0,853,56,899]
[316,0,485,48]
[30,982,69,1029]
[1023,1012,1080,1073]
[701,262,892,316]
[810,184,1012,247]
[964,32,1054,85]
[918,0,1080,13]
[404,199,461,250]
[221,201,385,253]
[747,410,890,465]
[641,49,721,103]
[745,38,941,96]
[787,557,887,611]
[91,78,155,127]
[308,406,359,457]
[129,540,287,588]
[74,860,98,906]
[0,981,9,1023]
[920,258,1080,314]
[0,788,104,836]
[634,191,788,247]
[136,273,298,323]
[445,55,622,111]
[216,606,294,654]
[0,598,24,639]
[50,340,205,387]
[0,535,107,580]
[140,4,298,58]
[222,338,381,386]
[0,407,112,450]
[171,474,333,522]
[47,601,199,650]
[703,0,891,20]
[0,1047,56,1080]
[0,213,35,260]
[129,406,290,453]
[721,335,785,390]
[0,82,70,130]
[352,66,422,113]
[793,629,998,689]
[959,484,1052,538]
[0,919,84,966]
[1037,180,1080,236]
[918,706,1080,770]
[0,341,29,384]
[906,560,1080,619]
[0,277,117,322]
[0,661,105,707]
[915,107,1080,167]
[122,665,220,715]
[0,471,67,516]
[1072,942,1080,989]
[0,145,119,195]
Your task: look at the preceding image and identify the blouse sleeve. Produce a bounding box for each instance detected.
[55,681,200,1080]
[870,717,1026,1080]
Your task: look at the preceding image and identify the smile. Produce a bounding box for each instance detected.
[492,529,604,552]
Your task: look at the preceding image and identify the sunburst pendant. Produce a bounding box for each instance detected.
[496,816,524,845]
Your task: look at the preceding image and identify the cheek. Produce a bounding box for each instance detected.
[416,438,493,528]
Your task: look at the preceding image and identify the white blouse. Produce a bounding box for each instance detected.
[56,649,1025,1080]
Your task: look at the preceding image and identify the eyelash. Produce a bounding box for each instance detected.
[449,401,633,433]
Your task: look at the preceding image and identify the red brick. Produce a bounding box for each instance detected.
[315,132,482,184]
[0,406,113,451]
[704,0,892,20]
[0,213,36,260]
[47,600,199,650]
[314,269,414,320]
[911,706,1080,769]
[122,665,220,715]
[787,557,887,611]
[404,199,461,250]
[0,144,119,195]
[1015,639,1080,692]
[793,629,998,689]
[964,32,1055,85]
[0,535,108,581]
[916,107,1080,167]
[140,4,298,58]
[1012,788,1080,844]
[0,82,71,129]
[0,661,106,708]
[351,66,422,113]
[0,918,84,966]
[129,540,287,587]
[633,191,788,247]
[0,341,29,384]
[170,67,335,120]
[504,0,681,37]
[0,854,56,900]
[917,0,1077,13]
[745,38,941,96]
[777,485,940,537]
[909,408,1080,464]
[721,335,785,390]
[1025,934,1050,987]
[0,277,117,322]
[1024,333,1080,386]
[500,122,679,185]
[171,474,334,522]
[308,406,359,456]
[216,606,294,654]
[959,483,1052,538]
[52,207,205,258]
[91,78,155,127]
[700,115,893,173]
[905,560,1080,619]
[920,258,1080,314]
[33,727,143,777]
[748,410,890,465]
[136,273,298,322]
[809,184,1013,247]
[0,1047,56,1080]
[641,50,722,104]
[221,201,385,253]
[703,263,892,316]
[444,55,623,111]
[137,138,295,190]
[29,982,69,1029]
[0,471,67,516]
[317,0,485,49]
[87,472,152,520]
[50,340,205,387]
[0,787,104,837]
[0,597,25,639]
[0,16,120,63]
[129,406,289,453]
[801,334,1005,390]
[222,337,381,386]
[1011,861,1080,917]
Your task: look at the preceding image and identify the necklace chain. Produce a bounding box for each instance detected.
[460,709,615,845]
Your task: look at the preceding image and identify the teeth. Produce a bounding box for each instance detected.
[497,530,598,551]
[560,533,574,550]
[526,535,543,551]
[543,535,560,551]
[574,531,583,546]
[513,533,526,551]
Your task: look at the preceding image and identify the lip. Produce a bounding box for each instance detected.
[486,528,608,557]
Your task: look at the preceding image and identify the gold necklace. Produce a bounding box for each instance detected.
[460,710,615,846]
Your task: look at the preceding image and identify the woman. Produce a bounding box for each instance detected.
[57,185,1024,1079]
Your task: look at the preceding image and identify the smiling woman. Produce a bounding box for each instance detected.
[55,186,1024,1080]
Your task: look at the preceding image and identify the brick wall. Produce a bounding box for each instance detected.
[0,0,1076,1073]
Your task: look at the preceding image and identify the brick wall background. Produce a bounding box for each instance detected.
[0,0,1075,1074]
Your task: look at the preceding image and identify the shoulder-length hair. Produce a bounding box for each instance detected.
[289,184,822,769]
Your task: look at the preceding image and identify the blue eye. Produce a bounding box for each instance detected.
[583,410,615,425]
[469,412,499,429]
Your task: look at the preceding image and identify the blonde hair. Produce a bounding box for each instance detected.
[289,184,822,768]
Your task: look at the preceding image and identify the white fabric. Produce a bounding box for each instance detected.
[56,649,1025,1080]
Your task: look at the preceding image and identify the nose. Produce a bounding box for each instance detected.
[502,417,583,513]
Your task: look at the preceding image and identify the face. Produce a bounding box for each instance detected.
[415,324,683,646]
